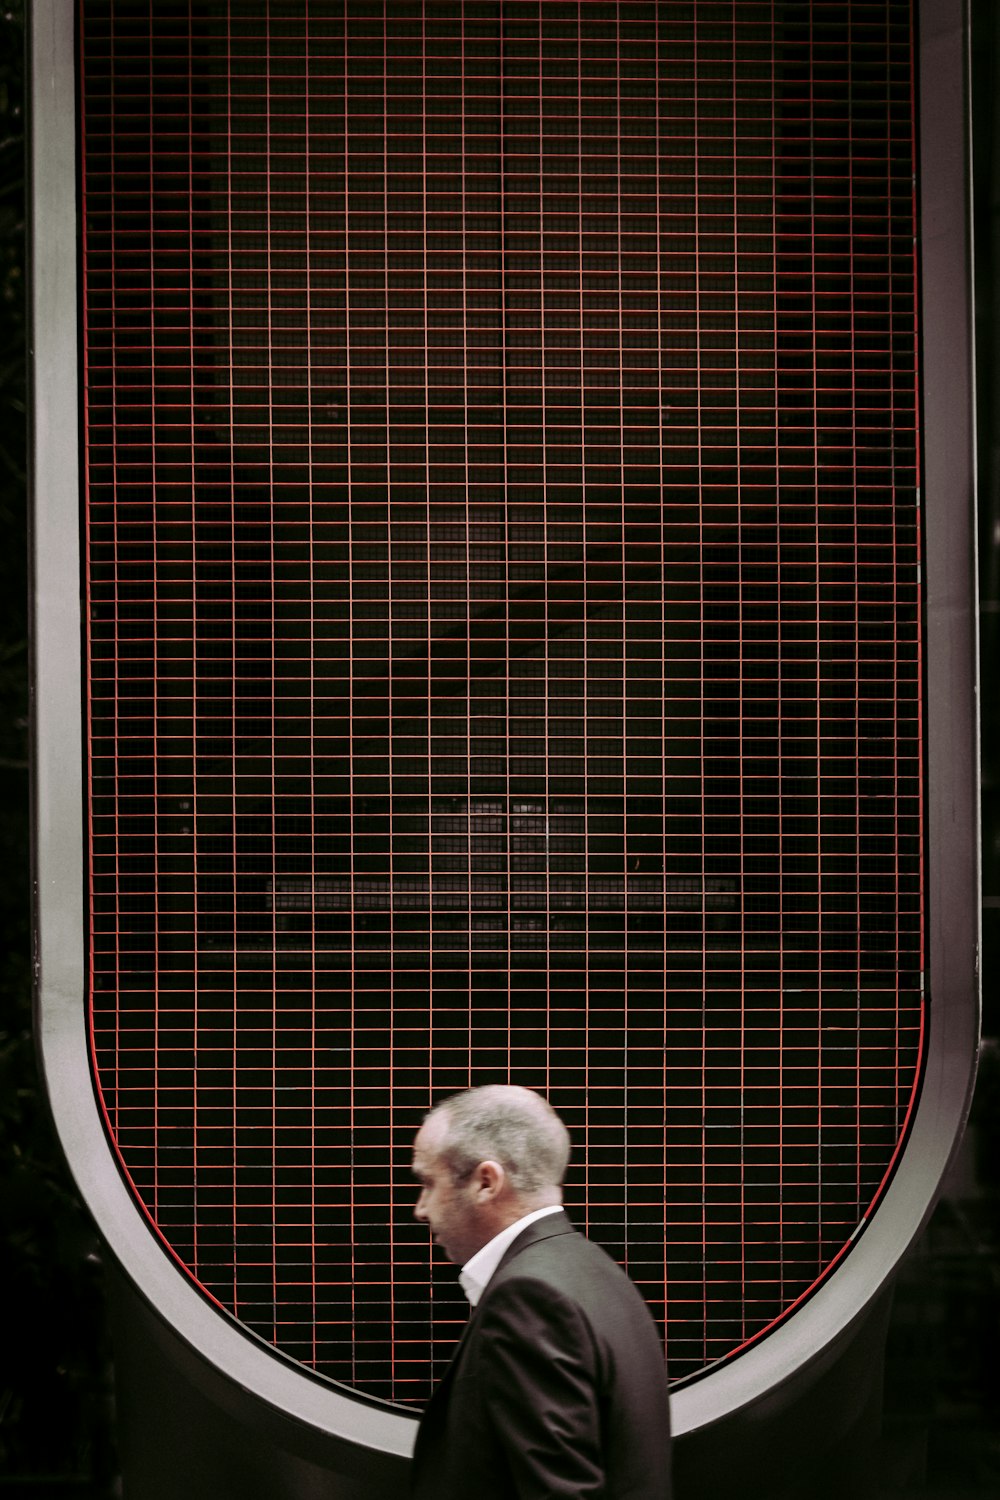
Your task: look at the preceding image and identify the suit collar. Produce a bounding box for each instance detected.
[492,1206,574,1276]
[460,1205,565,1305]
[449,1209,575,1351]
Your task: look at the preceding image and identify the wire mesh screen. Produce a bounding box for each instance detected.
[80,0,923,1404]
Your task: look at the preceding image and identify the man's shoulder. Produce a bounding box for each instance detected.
[501,1213,621,1265]
[477,1226,667,1381]
[489,1216,639,1303]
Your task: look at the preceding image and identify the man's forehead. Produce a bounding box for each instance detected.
[411,1116,442,1169]
[411,1131,428,1165]
[414,1111,448,1154]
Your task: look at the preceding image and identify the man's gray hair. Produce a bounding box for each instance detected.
[427,1085,571,1195]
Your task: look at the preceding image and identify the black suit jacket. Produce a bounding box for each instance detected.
[410,1212,672,1500]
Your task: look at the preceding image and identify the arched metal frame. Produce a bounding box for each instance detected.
[30,0,978,1471]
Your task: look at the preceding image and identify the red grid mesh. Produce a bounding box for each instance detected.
[81,0,923,1403]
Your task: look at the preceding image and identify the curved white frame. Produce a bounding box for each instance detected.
[31,0,979,1463]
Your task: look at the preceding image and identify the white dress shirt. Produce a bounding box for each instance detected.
[458,1204,564,1307]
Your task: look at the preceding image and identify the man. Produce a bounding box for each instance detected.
[410,1084,672,1499]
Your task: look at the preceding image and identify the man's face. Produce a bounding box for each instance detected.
[412,1112,485,1267]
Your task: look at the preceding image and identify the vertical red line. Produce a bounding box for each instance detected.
[263,0,279,1348]
[615,0,629,1271]
[225,0,239,1318]
[80,0,113,1146]
[422,0,431,1087]
[890,0,918,1202]
[148,0,162,1232]
[731,0,747,1331]
[539,1,551,1102]
[80,5,91,998]
[892,0,905,1110]
[808,0,823,1274]
[499,1,513,1085]
[769,0,785,1316]
[186,0,201,1284]
[413,0,425,1146]
[111,11,120,1149]
[98,1,109,1137]
[303,0,318,1370]
[461,0,474,1088]
[382,0,397,1397]
[906,0,924,1116]
[847,0,862,1210]
[577,0,591,1244]
[892,0,907,1164]
[343,0,358,1384]
[653,0,668,1356]
[380,0,392,1392]
[692,0,708,1358]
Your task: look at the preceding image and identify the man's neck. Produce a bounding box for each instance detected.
[459,1204,564,1306]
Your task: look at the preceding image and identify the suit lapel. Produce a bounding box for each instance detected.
[420,1294,481,1415]
[490,1207,575,1280]
[416,1212,576,1445]
[413,1300,481,1477]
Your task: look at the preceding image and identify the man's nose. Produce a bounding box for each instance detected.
[414,1190,428,1222]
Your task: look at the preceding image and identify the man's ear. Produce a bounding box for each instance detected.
[474,1159,505,1201]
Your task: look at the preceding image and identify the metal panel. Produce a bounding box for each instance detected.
[32,0,978,1471]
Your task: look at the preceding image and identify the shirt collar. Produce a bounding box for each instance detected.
[458,1205,564,1307]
